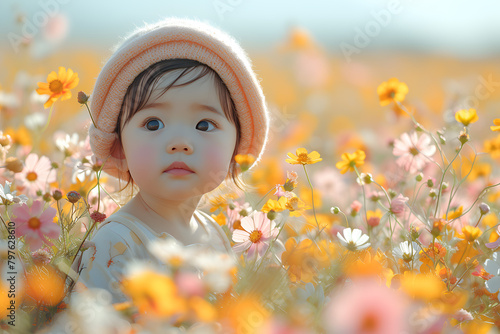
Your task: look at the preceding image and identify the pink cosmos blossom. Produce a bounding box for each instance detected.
[393,132,436,174]
[15,153,56,198]
[273,184,286,198]
[323,279,409,334]
[232,211,278,259]
[13,200,60,251]
[390,194,409,215]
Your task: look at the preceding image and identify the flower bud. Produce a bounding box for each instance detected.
[228,203,236,210]
[51,162,59,169]
[77,91,89,104]
[388,189,397,199]
[42,192,52,202]
[66,191,81,204]
[439,135,446,145]
[267,210,277,221]
[429,189,437,199]
[410,226,421,241]
[459,130,469,145]
[427,178,434,187]
[239,209,249,217]
[5,157,23,173]
[415,173,423,182]
[53,190,63,201]
[0,134,12,147]
[479,203,490,215]
[330,206,340,214]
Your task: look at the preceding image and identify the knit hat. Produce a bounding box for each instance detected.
[89,17,269,181]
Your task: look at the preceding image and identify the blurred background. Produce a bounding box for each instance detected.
[1,0,499,196]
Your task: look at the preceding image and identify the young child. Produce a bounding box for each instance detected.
[75,18,269,303]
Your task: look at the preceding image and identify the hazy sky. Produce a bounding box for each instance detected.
[2,0,500,58]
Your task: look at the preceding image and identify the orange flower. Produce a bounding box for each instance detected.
[24,264,66,306]
[484,135,500,159]
[281,238,319,283]
[458,225,482,243]
[286,148,322,165]
[36,67,79,108]
[234,154,255,172]
[377,78,408,106]
[491,118,500,132]
[455,108,478,126]
[336,150,366,174]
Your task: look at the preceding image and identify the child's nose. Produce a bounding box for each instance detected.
[167,140,193,154]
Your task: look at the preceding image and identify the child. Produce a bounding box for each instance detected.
[75,18,269,303]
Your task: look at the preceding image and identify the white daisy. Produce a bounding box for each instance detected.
[392,241,420,263]
[337,228,371,251]
[484,252,500,299]
[0,181,28,204]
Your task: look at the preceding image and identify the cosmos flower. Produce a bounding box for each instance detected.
[337,228,371,251]
[232,211,279,259]
[393,132,436,174]
[36,67,79,109]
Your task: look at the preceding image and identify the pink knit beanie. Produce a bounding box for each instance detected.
[89,17,269,181]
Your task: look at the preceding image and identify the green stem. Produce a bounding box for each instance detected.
[434,143,464,218]
[302,164,320,234]
[84,102,97,128]
[41,104,55,133]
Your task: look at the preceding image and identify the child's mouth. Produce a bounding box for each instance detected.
[165,169,194,176]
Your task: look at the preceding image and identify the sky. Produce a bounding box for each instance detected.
[1,0,500,59]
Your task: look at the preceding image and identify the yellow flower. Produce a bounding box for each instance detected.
[455,108,478,126]
[284,193,309,217]
[484,135,500,159]
[234,154,255,172]
[211,211,226,227]
[377,78,408,106]
[285,147,322,165]
[336,149,366,174]
[261,197,287,213]
[36,67,79,108]
[121,270,187,317]
[458,225,482,243]
[400,272,446,301]
[491,118,500,132]
[445,206,463,220]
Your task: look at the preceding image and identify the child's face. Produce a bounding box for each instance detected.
[119,73,237,201]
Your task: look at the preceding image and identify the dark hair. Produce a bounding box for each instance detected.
[114,58,245,193]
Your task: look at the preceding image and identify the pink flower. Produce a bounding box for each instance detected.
[226,201,252,232]
[323,279,409,334]
[232,211,278,259]
[15,153,56,198]
[390,194,409,215]
[393,132,436,174]
[452,309,473,322]
[13,200,60,251]
[350,200,362,215]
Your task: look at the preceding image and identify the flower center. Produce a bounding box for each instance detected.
[28,217,41,229]
[409,147,419,156]
[26,171,38,181]
[360,312,379,331]
[49,80,63,94]
[389,90,396,98]
[298,153,309,162]
[403,253,413,263]
[249,230,262,243]
[347,241,357,251]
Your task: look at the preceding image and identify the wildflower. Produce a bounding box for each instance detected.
[148,239,195,268]
[393,132,436,174]
[0,181,28,205]
[491,118,500,132]
[66,190,81,203]
[458,225,482,243]
[90,211,107,223]
[431,218,446,237]
[226,200,252,231]
[281,238,321,283]
[324,280,409,334]
[367,209,383,227]
[484,252,500,297]
[12,200,60,250]
[283,170,298,191]
[350,200,362,216]
[232,211,278,259]
[455,108,478,126]
[390,194,408,215]
[52,190,62,201]
[479,203,490,215]
[283,192,309,217]
[484,135,500,159]
[36,67,79,108]
[286,147,322,165]
[393,241,420,263]
[0,132,12,147]
[77,91,89,104]
[25,264,66,306]
[337,228,371,251]
[31,247,52,265]
[452,309,473,322]
[121,265,187,317]
[400,272,446,301]
[336,149,366,174]
[330,206,340,214]
[459,129,469,145]
[234,153,255,172]
[261,197,286,214]
[377,77,409,106]
[356,172,373,185]
[14,153,56,198]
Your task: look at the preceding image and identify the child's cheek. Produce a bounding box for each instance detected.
[129,145,157,174]
[202,145,230,176]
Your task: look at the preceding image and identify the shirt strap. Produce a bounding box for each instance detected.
[195,210,233,254]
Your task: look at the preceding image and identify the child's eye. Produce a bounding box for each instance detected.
[145,119,164,131]
[196,119,218,132]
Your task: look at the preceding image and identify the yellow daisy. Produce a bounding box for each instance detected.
[36,67,79,109]
[377,78,408,106]
[336,150,366,174]
[455,108,478,126]
[285,147,322,165]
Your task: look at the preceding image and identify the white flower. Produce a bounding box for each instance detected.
[392,241,420,263]
[24,112,46,130]
[148,238,196,267]
[337,228,370,251]
[484,252,500,297]
[0,181,28,204]
[193,251,236,293]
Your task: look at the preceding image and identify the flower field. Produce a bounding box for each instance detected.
[1,25,500,334]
